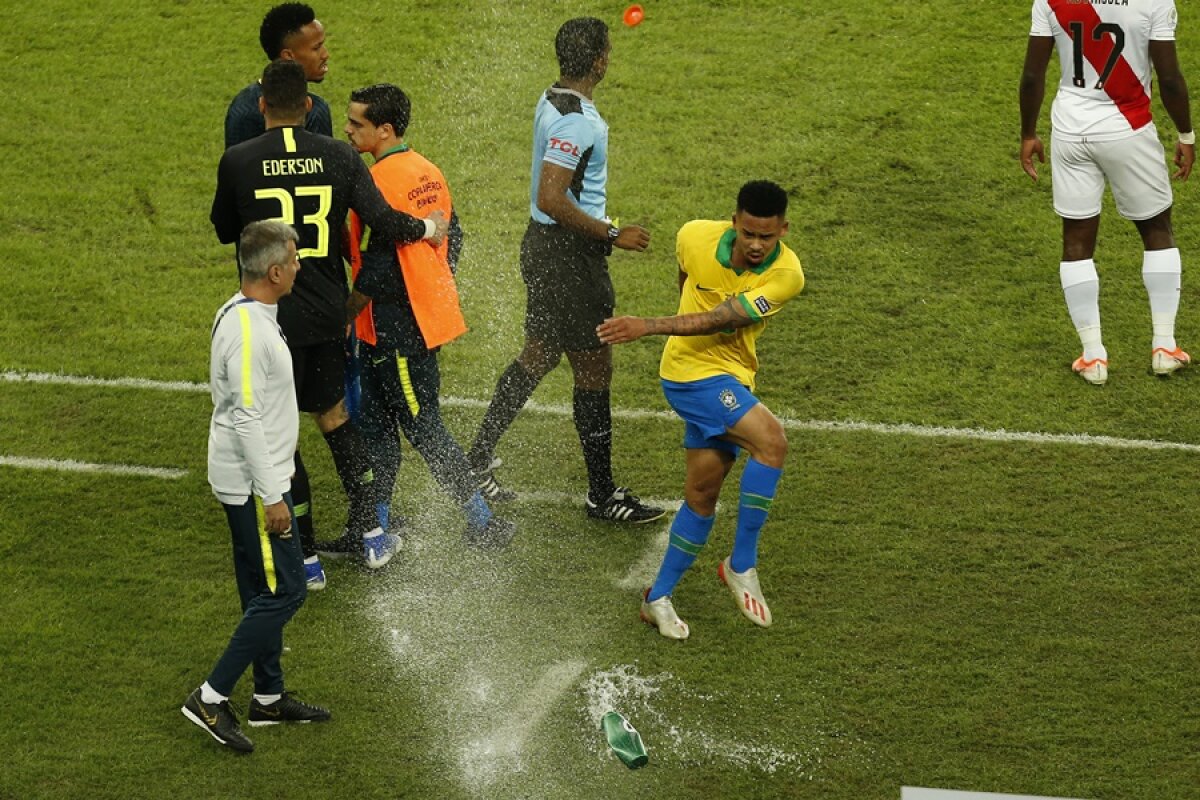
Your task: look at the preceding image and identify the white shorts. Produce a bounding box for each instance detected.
[1050,124,1173,221]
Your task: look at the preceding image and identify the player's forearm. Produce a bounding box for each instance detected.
[645,302,748,337]
[355,166,428,244]
[1018,38,1053,139]
[1018,80,1044,138]
[538,193,607,240]
[1159,72,1193,135]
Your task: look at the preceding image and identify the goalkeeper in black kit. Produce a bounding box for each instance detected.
[211,59,448,588]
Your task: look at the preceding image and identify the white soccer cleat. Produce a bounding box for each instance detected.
[1152,346,1190,376]
[1071,355,1108,386]
[718,557,772,628]
[640,589,689,640]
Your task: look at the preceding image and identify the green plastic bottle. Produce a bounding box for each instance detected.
[601,711,649,769]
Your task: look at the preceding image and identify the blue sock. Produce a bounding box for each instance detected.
[647,503,715,602]
[375,501,390,533]
[463,491,493,531]
[731,458,782,573]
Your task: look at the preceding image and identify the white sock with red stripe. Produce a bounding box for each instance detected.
[1060,259,1106,361]
[1142,248,1181,351]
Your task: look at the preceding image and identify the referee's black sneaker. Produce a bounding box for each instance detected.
[181,688,254,753]
[470,457,517,502]
[586,488,666,524]
[247,692,332,727]
[314,531,358,560]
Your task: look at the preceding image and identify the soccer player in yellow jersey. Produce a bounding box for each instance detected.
[598,180,803,640]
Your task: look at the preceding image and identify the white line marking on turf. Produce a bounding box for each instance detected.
[1,370,205,394]
[617,527,670,591]
[5,369,1198,454]
[0,455,186,480]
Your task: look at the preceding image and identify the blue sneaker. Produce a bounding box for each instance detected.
[363,528,399,569]
[304,559,326,591]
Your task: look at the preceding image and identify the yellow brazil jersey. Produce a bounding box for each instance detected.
[659,219,804,390]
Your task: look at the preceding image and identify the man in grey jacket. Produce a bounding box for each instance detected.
[181,220,330,754]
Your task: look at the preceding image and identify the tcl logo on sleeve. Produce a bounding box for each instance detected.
[549,138,581,157]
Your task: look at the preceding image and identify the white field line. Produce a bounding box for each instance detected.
[616,526,670,591]
[5,369,1199,454]
[0,455,186,480]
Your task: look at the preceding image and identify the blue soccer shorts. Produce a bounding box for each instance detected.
[660,375,759,455]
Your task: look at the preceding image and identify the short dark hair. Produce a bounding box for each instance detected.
[349,84,411,138]
[261,59,308,115]
[555,17,609,79]
[239,220,298,281]
[736,180,789,218]
[260,3,316,60]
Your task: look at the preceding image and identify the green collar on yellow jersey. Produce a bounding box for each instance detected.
[716,227,779,275]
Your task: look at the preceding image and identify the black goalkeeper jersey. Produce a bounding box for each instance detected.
[211,126,427,347]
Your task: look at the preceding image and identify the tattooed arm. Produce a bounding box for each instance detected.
[596,296,753,345]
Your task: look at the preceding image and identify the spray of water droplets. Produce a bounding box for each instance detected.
[577,663,869,779]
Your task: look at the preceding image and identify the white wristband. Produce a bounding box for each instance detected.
[422,218,437,239]
[1180,130,1196,145]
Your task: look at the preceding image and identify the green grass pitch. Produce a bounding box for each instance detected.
[1,2,1198,798]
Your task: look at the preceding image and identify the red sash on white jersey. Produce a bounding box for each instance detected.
[1048,0,1152,130]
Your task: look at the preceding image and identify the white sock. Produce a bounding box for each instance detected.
[304,555,319,566]
[1060,259,1106,361]
[362,526,383,541]
[1142,248,1182,351]
[253,692,283,705]
[200,681,228,705]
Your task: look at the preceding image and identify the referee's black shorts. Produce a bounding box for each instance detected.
[519,220,614,352]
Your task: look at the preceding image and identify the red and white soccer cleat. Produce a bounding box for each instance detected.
[1072,355,1108,386]
[640,589,690,640]
[1151,347,1190,376]
[718,557,772,628]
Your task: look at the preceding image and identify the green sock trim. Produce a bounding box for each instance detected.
[740,493,773,512]
[669,531,705,557]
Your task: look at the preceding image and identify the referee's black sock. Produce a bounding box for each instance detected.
[323,421,378,537]
[468,360,540,471]
[292,450,317,557]
[574,387,616,503]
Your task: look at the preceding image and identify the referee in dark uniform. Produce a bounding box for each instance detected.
[466,17,665,524]
[211,60,448,584]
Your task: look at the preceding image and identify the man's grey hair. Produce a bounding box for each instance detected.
[239,220,299,280]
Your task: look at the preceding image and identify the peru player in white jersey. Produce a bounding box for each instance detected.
[1019,0,1194,385]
